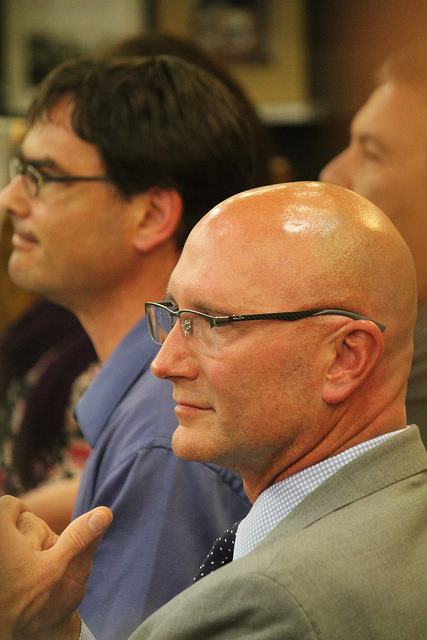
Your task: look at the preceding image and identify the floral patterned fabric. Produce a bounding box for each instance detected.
[0,300,98,496]
[0,356,98,495]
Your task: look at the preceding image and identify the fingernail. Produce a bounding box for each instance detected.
[88,512,107,533]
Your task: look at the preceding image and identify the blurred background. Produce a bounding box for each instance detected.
[2,0,427,504]
[0,0,427,191]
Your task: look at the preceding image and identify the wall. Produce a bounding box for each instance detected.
[154,0,314,124]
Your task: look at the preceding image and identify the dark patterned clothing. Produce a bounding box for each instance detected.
[0,300,98,495]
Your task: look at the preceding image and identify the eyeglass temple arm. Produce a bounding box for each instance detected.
[214,309,386,332]
[312,309,386,332]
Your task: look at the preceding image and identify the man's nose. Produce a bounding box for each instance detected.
[151,320,198,381]
[0,175,29,218]
[319,151,352,189]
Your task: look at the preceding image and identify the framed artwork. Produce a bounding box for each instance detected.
[1,0,154,115]
[191,0,269,63]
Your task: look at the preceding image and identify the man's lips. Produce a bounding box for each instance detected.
[11,228,38,249]
[174,400,211,419]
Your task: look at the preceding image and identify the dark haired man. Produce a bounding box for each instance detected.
[0,55,254,640]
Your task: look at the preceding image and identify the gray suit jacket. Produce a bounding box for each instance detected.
[131,425,427,639]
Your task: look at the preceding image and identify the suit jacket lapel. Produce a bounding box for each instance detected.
[257,425,427,547]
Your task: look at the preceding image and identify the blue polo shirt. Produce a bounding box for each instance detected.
[73,316,250,640]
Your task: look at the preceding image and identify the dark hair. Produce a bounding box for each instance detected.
[27,54,257,248]
[107,32,274,185]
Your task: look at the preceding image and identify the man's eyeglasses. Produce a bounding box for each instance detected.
[145,300,386,356]
[9,157,111,198]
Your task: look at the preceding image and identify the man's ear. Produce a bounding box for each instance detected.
[322,322,384,404]
[132,186,183,252]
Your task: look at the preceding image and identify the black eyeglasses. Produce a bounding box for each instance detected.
[145,301,386,356]
[9,157,111,197]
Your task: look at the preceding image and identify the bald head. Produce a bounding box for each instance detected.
[187,181,417,346]
[155,182,416,489]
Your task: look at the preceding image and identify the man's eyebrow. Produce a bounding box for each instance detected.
[194,301,231,316]
[19,152,64,172]
[353,132,390,154]
[165,283,233,316]
[165,291,230,316]
[359,133,387,148]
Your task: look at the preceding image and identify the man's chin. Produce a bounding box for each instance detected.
[171,425,215,463]
[170,425,236,472]
[9,256,36,290]
[8,256,53,298]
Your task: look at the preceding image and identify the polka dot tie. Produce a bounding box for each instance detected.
[193,521,239,582]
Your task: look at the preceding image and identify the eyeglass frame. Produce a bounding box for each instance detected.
[145,300,386,354]
[9,157,111,198]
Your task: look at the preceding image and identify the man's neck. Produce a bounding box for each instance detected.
[71,258,179,362]
[49,242,181,362]
[77,300,146,363]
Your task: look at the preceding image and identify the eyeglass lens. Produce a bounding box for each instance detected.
[148,305,216,354]
[147,305,175,345]
[9,158,40,196]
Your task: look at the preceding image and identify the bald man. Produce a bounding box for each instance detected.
[2,182,427,640]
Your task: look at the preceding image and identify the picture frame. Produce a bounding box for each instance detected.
[1,0,154,115]
[191,0,269,63]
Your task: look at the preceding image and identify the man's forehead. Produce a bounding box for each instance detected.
[354,81,425,138]
[22,107,104,171]
[168,225,292,311]
[23,112,74,152]
[166,248,210,303]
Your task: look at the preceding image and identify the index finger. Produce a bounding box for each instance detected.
[0,494,29,525]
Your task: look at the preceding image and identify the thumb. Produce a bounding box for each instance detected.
[15,507,113,637]
[53,506,113,562]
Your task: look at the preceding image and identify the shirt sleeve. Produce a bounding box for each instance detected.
[77,445,250,640]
